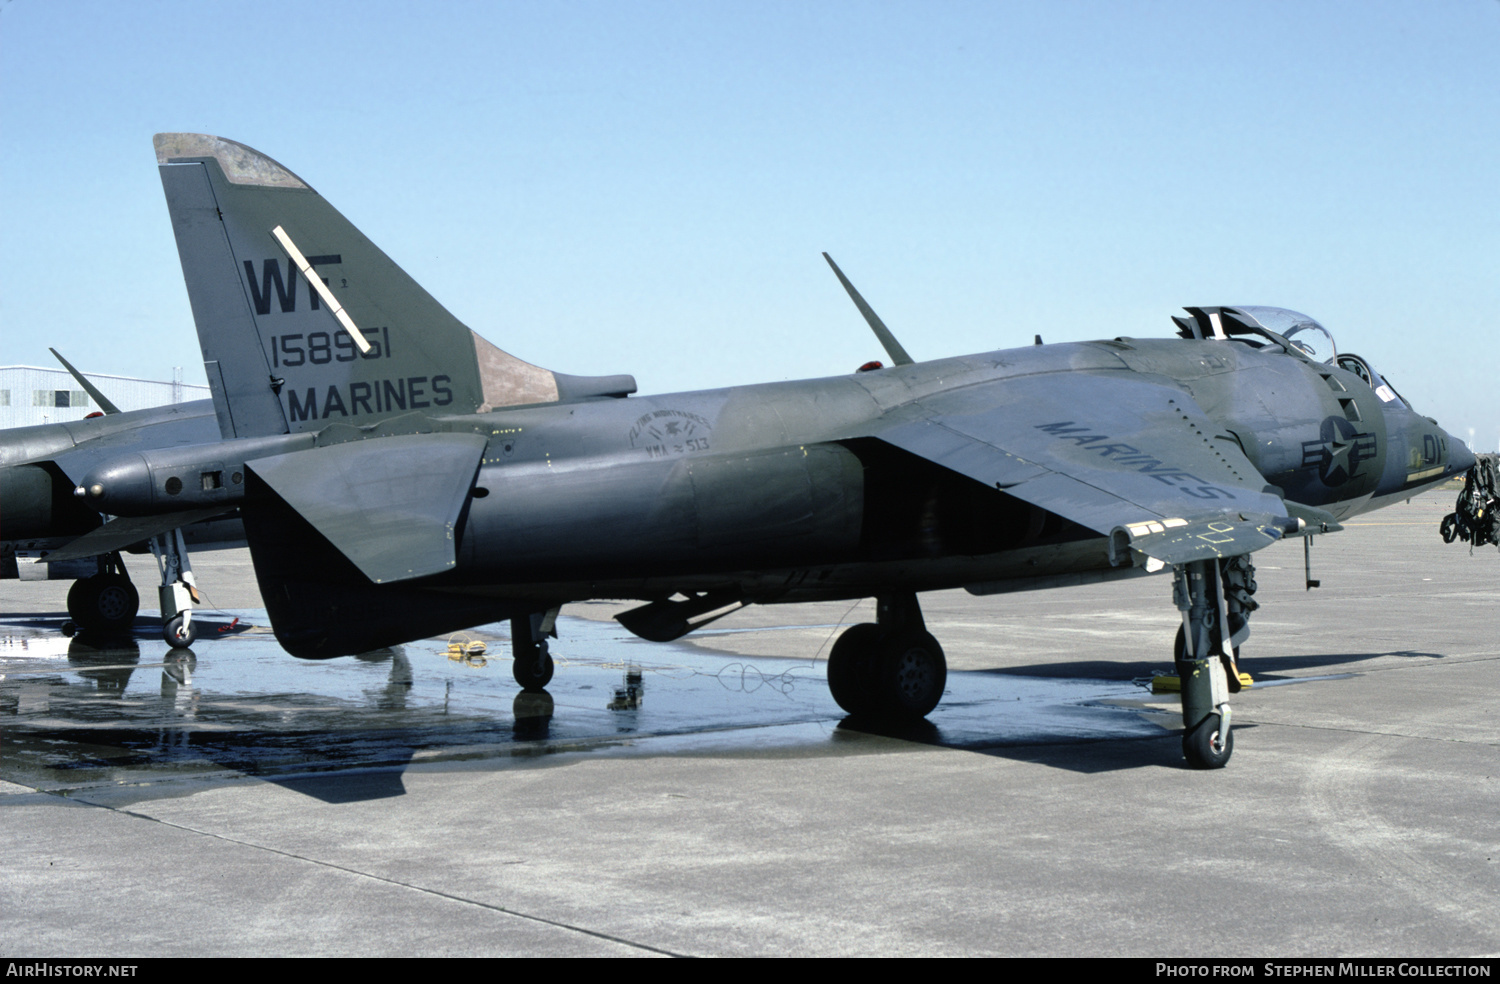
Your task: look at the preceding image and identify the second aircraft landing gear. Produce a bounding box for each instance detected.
[65,553,139,635]
[151,529,200,648]
[65,529,209,647]
[827,592,947,724]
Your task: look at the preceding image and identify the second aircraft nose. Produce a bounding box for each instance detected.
[1447,428,1478,476]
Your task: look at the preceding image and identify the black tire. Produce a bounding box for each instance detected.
[68,574,139,634]
[871,630,947,721]
[163,614,198,648]
[1183,712,1233,769]
[66,577,99,624]
[827,623,882,717]
[513,641,554,691]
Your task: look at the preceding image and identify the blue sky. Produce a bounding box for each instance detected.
[3,0,1496,448]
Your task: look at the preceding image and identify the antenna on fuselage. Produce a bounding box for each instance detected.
[49,348,121,415]
[822,253,915,366]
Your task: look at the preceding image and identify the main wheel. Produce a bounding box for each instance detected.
[1183,712,1233,769]
[827,623,882,717]
[66,578,98,624]
[871,630,947,721]
[68,574,139,634]
[163,614,198,648]
[513,641,554,691]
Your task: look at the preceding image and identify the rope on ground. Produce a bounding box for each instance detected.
[445,633,489,666]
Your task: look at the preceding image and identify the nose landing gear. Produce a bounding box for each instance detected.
[1171,556,1257,769]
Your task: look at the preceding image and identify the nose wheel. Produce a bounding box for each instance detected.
[1183,712,1233,768]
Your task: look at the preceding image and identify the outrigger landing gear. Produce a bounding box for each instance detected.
[65,552,139,635]
[150,529,200,648]
[1171,556,1257,768]
[512,607,559,691]
[826,592,947,723]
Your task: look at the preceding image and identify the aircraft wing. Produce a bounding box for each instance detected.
[42,506,240,562]
[866,370,1295,564]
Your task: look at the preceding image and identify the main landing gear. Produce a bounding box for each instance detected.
[511,607,560,691]
[826,592,947,724]
[1171,555,1257,769]
[65,553,139,635]
[63,531,205,648]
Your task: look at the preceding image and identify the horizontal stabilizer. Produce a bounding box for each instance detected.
[247,432,488,584]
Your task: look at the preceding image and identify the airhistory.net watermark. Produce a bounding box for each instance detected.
[6,965,137,977]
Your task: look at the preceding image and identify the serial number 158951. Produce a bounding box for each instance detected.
[270,327,392,367]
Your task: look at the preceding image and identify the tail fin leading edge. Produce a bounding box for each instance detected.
[155,133,633,439]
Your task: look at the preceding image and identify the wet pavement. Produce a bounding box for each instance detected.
[0,608,1173,800]
[3,492,1499,956]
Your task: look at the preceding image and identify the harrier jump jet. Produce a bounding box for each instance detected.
[0,356,233,641]
[78,133,1474,767]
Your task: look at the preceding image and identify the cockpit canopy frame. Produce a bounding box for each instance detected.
[1172,306,1409,410]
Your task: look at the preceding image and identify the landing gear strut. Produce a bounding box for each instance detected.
[826,592,947,723]
[151,529,200,648]
[1171,556,1257,768]
[512,607,559,691]
[65,553,139,635]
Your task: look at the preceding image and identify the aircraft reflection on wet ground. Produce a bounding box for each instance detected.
[0,610,1178,798]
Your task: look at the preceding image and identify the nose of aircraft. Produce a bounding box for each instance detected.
[1447,427,1477,475]
[1374,410,1475,504]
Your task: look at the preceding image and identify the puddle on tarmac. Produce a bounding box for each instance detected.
[0,609,1175,794]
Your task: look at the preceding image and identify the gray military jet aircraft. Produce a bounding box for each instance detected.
[0,363,236,640]
[77,132,1475,767]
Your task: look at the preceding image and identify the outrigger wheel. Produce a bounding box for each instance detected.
[511,611,556,691]
[827,594,947,723]
[513,638,555,690]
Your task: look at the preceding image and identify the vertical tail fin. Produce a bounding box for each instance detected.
[155,133,633,438]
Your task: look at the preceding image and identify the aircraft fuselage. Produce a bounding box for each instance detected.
[426,335,1463,602]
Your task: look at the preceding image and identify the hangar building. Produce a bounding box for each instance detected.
[0,366,209,429]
